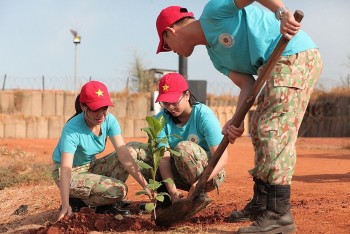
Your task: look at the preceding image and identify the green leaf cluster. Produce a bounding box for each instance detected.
[136,115,181,214]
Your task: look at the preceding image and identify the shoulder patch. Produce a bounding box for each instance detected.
[219,33,235,48]
[188,134,199,144]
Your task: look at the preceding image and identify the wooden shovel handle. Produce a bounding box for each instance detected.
[190,10,304,200]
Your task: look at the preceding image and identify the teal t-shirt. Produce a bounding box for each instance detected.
[156,103,223,157]
[52,112,121,166]
[199,0,317,76]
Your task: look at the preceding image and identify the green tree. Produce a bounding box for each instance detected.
[129,52,155,92]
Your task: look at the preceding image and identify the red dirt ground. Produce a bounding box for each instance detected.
[0,137,349,234]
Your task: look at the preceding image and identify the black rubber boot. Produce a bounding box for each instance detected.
[237,184,296,234]
[69,197,87,212]
[228,177,267,222]
[95,204,130,216]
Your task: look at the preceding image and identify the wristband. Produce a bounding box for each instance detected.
[275,6,288,20]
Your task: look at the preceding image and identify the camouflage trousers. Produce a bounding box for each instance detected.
[52,151,129,206]
[249,48,323,185]
[127,141,225,192]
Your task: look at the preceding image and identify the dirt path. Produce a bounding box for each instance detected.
[0,137,349,233]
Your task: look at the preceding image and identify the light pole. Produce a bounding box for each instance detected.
[70,30,81,96]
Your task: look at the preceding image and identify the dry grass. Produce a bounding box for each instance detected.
[0,147,52,190]
[311,87,350,100]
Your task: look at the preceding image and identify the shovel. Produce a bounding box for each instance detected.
[155,10,304,227]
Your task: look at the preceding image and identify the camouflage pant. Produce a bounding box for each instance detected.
[249,49,323,185]
[52,151,129,206]
[127,141,225,192]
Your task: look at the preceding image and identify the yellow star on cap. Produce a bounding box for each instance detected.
[95,89,104,97]
[162,84,169,92]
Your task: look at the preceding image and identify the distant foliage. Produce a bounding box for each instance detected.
[299,87,350,137]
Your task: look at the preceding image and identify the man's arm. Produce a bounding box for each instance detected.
[234,0,283,11]
[235,0,300,39]
[222,70,255,143]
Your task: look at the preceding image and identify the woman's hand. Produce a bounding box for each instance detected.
[57,205,72,221]
[144,186,155,200]
[222,120,244,144]
[170,191,184,204]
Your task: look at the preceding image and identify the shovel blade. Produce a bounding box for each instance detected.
[185,193,212,218]
[155,193,212,227]
[155,199,189,227]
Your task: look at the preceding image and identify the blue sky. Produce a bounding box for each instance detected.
[1,0,349,94]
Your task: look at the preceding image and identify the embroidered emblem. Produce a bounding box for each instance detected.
[188,134,199,144]
[95,89,104,97]
[162,84,170,92]
[219,33,234,48]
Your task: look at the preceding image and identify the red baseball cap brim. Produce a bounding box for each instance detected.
[85,98,114,111]
[156,92,183,103]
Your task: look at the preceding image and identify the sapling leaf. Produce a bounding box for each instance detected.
[153,147,164,171]
[158,115,165,127]
[139,161,153,170]
[156,194,165,202]
[153,119,162,135]
[147,179,162,191]
[158,137,169,144]
[146,116,160,137]
[169,148,181,157]
[162,177,175,186]
[141,127,154,140]
[154,115,165,134]
[145,202,155,212]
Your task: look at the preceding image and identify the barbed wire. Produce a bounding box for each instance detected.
[0,74,346,95]
[0,75,129,93]
[0,74,242,95]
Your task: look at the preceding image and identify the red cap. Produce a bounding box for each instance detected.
[79,81,114,111]
[156,6,194,54]
[156,73,188,103]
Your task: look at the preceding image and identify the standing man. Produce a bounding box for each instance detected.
[155,1,322,234]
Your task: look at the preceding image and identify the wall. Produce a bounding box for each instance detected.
[298,91,350,137]
[0,90,251,139]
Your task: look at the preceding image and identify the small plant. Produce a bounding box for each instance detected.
[135,115,181,219]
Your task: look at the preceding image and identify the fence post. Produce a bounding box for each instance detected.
[42,75,45,91]
[2,74,6,90]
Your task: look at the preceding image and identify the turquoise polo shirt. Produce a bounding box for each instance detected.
[52,112,121,166]
[199,0,317,76]
[156,103,223,157]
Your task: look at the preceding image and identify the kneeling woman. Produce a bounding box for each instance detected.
[128,73,228,206]
[52,80,150,221]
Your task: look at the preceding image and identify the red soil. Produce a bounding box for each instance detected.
[0,137,349,233]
